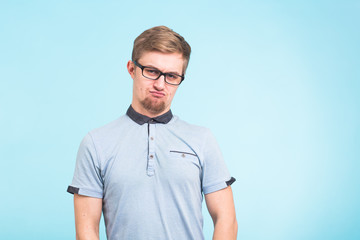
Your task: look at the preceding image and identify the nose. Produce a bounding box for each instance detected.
[153,74,166,90]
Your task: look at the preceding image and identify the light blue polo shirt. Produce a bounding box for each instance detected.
[67,106,235,240]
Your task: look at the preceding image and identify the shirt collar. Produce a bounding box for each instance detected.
[126,105,173,125]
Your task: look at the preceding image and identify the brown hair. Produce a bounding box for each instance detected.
[132,26,191,72]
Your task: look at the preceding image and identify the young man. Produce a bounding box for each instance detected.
[67,26,237,240]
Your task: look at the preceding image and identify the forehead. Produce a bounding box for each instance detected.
[139,51,185,73]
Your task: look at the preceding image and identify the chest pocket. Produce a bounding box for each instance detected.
[169,150,201,170]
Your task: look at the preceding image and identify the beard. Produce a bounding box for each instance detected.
[140,97,166,115]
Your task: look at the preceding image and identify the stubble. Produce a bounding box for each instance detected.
[140,97,166,115]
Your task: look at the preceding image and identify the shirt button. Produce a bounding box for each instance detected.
[150,155,154,159]
[150,137,154,140]
[181,153,185,158]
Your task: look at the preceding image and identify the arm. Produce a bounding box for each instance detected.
[205,186,238,240]
[74,194,103,240]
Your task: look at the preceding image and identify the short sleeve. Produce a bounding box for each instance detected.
[67,133,104,198]
[201,130,236,194]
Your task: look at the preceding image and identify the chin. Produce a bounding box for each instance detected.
[141,98,167,114]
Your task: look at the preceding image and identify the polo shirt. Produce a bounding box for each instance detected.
[67,106,235,240]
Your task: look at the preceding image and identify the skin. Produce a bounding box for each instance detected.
[127,51,183,118]
[74,194,102,240]
[74,51,238,239]
[206,186,238,240]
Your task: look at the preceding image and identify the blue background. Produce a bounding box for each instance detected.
[1,0,359,239]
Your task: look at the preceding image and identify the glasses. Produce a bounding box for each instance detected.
[133,61,185,86]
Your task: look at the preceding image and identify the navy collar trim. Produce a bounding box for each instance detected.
[126,105,173,125]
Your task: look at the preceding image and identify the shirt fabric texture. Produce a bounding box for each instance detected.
[67,106,235,240]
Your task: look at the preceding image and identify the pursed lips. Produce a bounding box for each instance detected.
[150,90,165,98]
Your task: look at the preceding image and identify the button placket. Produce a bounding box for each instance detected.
[147,123,156,176]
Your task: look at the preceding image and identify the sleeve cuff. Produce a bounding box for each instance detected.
[67,185,103,198]
[203,177,236,194]
[226,177,236,186]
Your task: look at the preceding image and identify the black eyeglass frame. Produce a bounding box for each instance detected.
[133,61,185,86]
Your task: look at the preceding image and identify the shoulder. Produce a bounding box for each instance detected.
[89,115,129,137]
[79,115,133,163]
[169,115,211,136]
[167,115,215,151]
[82,115,132,149]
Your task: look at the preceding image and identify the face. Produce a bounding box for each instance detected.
[127,51,185,117]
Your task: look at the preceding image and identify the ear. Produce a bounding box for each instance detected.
[127,60,135,79]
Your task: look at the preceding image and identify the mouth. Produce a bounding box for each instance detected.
[150,91,165,98]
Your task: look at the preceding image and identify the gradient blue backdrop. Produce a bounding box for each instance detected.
[1,1,359,239]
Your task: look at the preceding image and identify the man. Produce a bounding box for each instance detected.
[67,26,237,240]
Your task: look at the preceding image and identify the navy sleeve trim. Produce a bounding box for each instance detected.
[226,177,236,186]
[67,186,79,194]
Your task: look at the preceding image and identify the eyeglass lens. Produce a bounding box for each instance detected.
[142,67,182,85]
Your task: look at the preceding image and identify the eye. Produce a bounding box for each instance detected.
[144,68,160,76]
[166,74,178,80]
